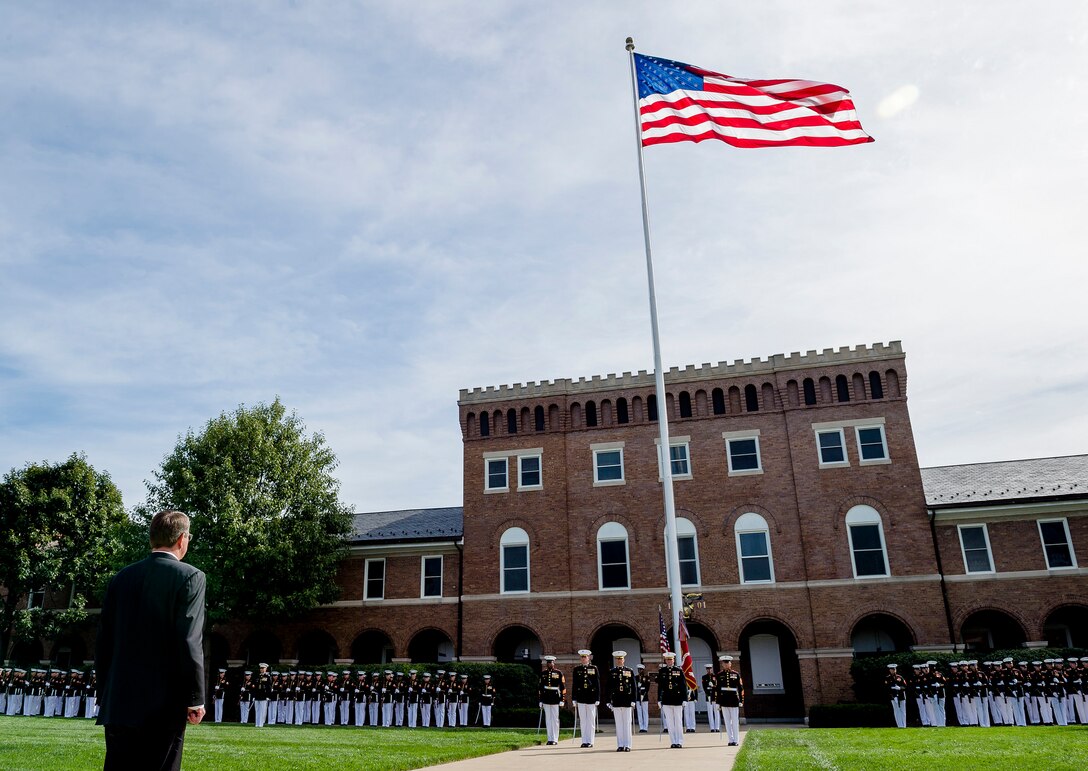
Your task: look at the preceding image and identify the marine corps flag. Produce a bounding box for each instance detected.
[677,616,698,690]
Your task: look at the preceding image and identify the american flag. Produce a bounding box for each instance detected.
[658,609,671,654]
[677,615,699,690]
[634,52,873,149]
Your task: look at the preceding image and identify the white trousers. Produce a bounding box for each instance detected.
[661,704,684,745]
[395,702,405,725]
[421,703,432,727]
[1038,696,1053,724]
[683,701,696,730]
[255,699,268,728]
[408,703,418,727]
[1014,696,1027,726]
[65,696,81,717]
[613,706,632,749]
[85,696,97,719]
[973,696,989,727]
[459,701,468,725]
[543,704,560,743]
[576,702,596,744]
[916,697,929,726]
[636,701,649,731]
[707,701,721,730]
[1049,696,1068,725]
[481,705,492,726]
[295,700,305,725]
[891,698,906,728]
[324,702,336,725]
[340,700,350,725]
[434,703,445,727]
[722,706,740,744]
[447,701,457,726]
[929,696,946,727]
[383,703,393,727]
[240,701,252,724]
[369,703,379,726]
[214,697,224,723]
[1075,693,1088,724]
[267,700,277,725]
[310,700,320,724]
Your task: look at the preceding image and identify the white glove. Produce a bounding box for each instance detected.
[538,702,543,709]
[594,701,599,706]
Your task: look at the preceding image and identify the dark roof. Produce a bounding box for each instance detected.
[921,455,1088,508]
[350,507,463,543]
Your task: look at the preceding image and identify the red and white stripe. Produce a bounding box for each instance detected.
[640,70,873,149]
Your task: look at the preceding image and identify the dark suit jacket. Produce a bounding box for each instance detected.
[96,552,206,728]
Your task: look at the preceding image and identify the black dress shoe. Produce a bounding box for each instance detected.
[638,729,647,733]
[624,747,631,752]
[580,744,589,748]
[616,747,624,752]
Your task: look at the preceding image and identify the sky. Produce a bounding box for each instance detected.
[2,1,1086,514]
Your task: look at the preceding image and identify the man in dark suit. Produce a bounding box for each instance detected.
[96,510,206,771]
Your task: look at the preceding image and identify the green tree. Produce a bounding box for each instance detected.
[0,454,127,662]
[141,398,353,624]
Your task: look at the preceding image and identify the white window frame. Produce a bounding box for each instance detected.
[518,454,542,491]
[723,430,763,476]
[845,505,890,579]
[500,527,530,594]
[735,512,775,584]
[597,521,631,590]
[671,517,700,587]
[420,555,443,598]
[484,455,509,493]
[815,428,849,468]
[592,442,626,487]
[364,558,386,601]
[26,587,46,610]
[655,436,692,481]
[1038,518,1078,570]
[957,523,995,575]
[855,424,890,465]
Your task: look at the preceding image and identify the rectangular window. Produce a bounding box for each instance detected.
[599,539,630,589]
[958,524,994,574]
[26,587,46,610]
[855,426,889,463]
[1039,519,1077,569]
[816,429,848,466]
[726,437,762,474]
[502,544,529,593]
[364,559,386,600]
[421,556,443,598]
[849,524,889,577]
[738,531,773,583]
[593,447,625,485]
[677,535,699,586]
[518,455,541,489]
[655,438,692,480]
[485,457,508,492]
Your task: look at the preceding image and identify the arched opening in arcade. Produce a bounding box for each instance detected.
[408,628,455,664]
[1043,605,1088,648]
[49,634,88,670]
[240,630,281,668]
[850,613,915,657]
[351,629,394,664]
[589,623,643,722]
[296,629,337,667]
[663,620,719,714]
[960,609,1026,653]
[738,619,805,721]
[492,625,543,666]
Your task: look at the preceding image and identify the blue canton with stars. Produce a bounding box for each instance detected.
[634,53,704,99]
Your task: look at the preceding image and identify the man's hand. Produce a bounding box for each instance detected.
[187,706,205,725]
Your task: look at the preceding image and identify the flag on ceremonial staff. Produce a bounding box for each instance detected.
[677,615,698,690]
[633,52,873,148]
[658,609,671,654]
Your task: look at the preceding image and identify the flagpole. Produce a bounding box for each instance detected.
[626,36,685,657]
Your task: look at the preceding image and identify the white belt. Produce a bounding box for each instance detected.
[724,687,738,692]
[545,686,560,691]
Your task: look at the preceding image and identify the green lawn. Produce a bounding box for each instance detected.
[0,716,554,770]
[736,726,1088,771]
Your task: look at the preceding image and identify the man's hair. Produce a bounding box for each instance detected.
[149,509,190,548]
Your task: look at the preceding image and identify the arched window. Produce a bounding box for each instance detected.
[803,378,817,406]
[585,400,598,428]
[467,413,477,436]
[500,527,530,594]
[845,505,889,578]
[679,391,693,418]
[597,522,630,590]
[507,409,518,434]
[617,397,629,424]
[835,375,850,403]
[744,384,759,412]
[668,517,700,587]
[735,512,774,583]
[712,388,726,415]
[885,369,901,398]
[786,380,799,408]
[868,371,884,400]
[479,412,490,437]
[647,394,658,422]
[852,372,866,400]
[534,405,546,432]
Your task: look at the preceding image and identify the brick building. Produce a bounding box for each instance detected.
[12,341,1087,719]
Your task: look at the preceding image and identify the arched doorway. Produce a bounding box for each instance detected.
[408,629,455,664]
[240,630,282,668]
[589,624,643,722]
[738,619,804,721]
[50,634,88,670]
[1043,605,1088,648]
[297,629,337,666]
[960,610,1026,652]
[492,625,543,666]
[850,613,915,657]
[351,630,394,664]
[8,638,44,668]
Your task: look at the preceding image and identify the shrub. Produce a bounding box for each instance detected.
[808,703,893,728]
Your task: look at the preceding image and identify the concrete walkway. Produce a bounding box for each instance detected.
[435,727,751,770]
